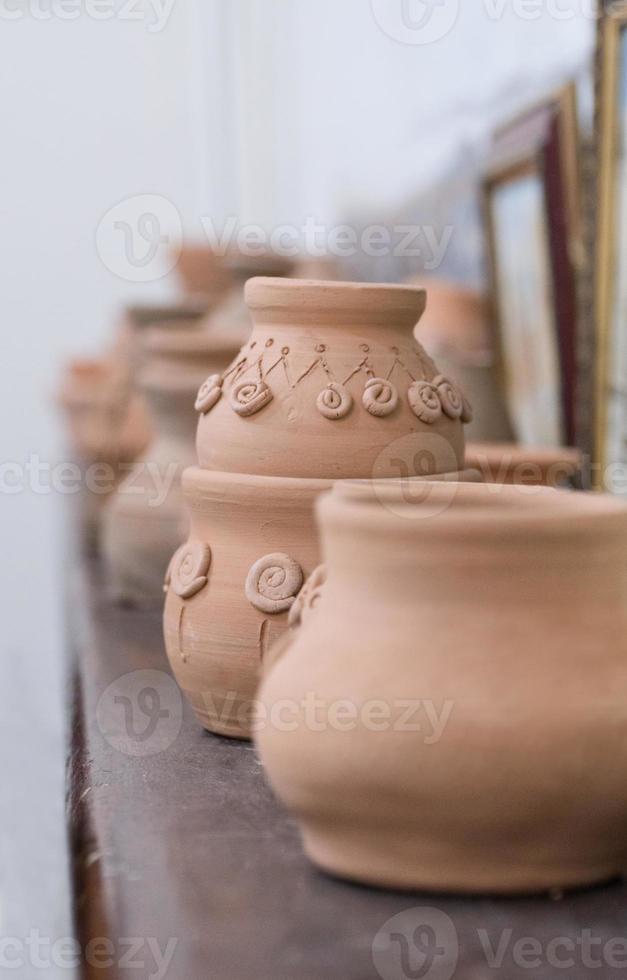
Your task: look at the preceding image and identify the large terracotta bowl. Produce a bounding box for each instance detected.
[257,481,627,894]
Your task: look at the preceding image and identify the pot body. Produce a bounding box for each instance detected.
[257,483,627,893]
[163,468,328,737]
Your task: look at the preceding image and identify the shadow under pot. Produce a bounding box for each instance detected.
[256,481,627,894]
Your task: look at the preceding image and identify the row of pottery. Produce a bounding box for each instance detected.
[163,278,477,738]
[256,479,627,895]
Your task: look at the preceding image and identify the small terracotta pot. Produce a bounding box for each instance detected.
[257,481,627,894]
[58,358,151,545]
[163,278,474,739]
[173,246,233,299]
[466,442,582,487]
[196,278,468,479]
[102,327,240,604]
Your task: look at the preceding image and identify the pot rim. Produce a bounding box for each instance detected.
[320,481,627,537]
[245,277,427,328]
[140,324,241,359]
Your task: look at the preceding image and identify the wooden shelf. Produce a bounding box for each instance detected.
[67,550,627,979]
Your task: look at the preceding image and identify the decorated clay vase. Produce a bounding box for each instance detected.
[163,278,475,739]
[196,278,469,479]
[413,277,513,443]
[256,481,627,894]
[466,442,582,487]
[103,326,240,604]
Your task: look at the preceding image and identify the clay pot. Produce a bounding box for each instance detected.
[413,278,514,443]
[58,358,151,546]
[102,326,240,604]
[196,278,469,479]
[163,278,474,739]
[173,246,233,300]
[466,442,582,487]
[256,481,627,894]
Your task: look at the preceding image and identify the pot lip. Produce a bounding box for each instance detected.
[140,324,241,358]
[182,465,335,500]
[320,481,627,536]
[125,300,209,327]
[245,277,427,322]
[466,441,582,469]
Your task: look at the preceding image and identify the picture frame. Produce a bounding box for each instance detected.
[483,86,580,448]
[595,1,627,490]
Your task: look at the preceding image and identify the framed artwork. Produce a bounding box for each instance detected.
[483,86,580,448]
[596,2,627,490]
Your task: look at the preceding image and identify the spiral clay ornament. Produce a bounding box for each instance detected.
[245,553,304,614]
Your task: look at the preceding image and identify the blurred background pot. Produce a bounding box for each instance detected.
[57,358,151,547]
[256,481,627,894]
[466,442,583,486]
[413,277,514,443]
[103,325,240,604]
[164,278,474,739]
[200,253,294,348]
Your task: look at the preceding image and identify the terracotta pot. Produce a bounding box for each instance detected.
[413,278,514,443]
[196,278,469,479]
[163,278,474,739]
[102,326,240,604]
[256,481,627,894]
[58,358,151,546]
[466,442,582,487]
[172,245,233,300]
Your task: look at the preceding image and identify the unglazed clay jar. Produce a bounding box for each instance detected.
[173,245,233,299]
[163,469,329,736]
[103,326,240,604]
[163,278,474,739]
[466,442,582,487]
[196,278,469,479]
[257,482,627,894]
[58,359,151,546]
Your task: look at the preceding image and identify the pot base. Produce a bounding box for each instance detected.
[302,827,624,896]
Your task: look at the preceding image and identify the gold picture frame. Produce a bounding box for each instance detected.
[595,2,627,489]
[483,86,580,448]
